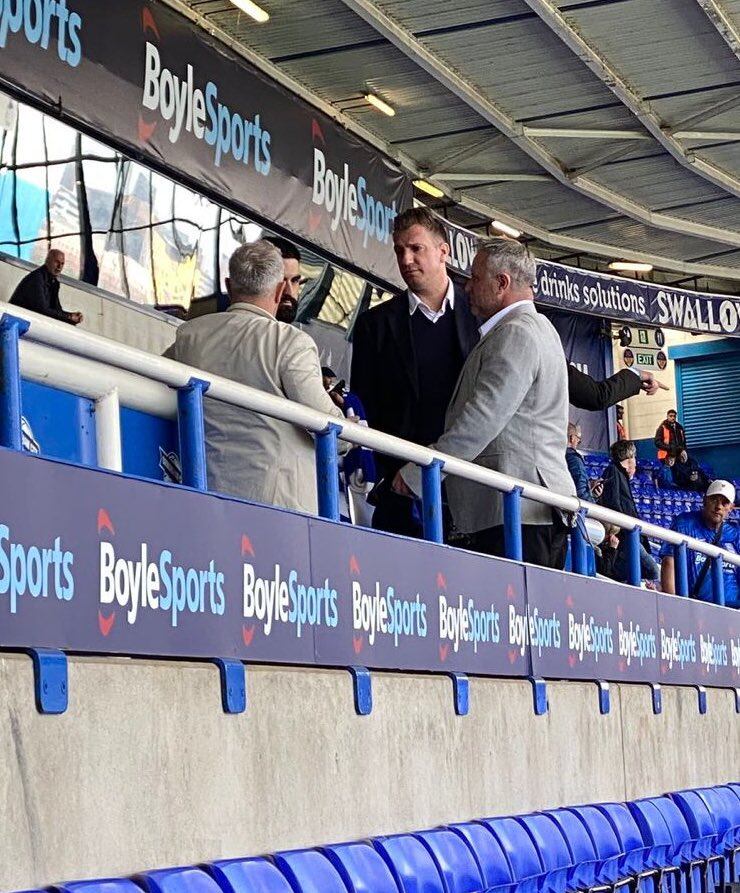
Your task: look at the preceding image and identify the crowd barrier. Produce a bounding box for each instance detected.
[0,308,739,717]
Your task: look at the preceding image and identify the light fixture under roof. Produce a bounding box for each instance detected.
[413,179,445,199]
[364,93,395,117]
[608,261,653,273]
[229,0,269,23]
[491,220,522,239]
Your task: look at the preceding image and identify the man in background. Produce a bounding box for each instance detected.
[655,409,686,460]
[264,235,303,323]
[9,249,83,325]
[164,240,343,514]
[660,480,739,606]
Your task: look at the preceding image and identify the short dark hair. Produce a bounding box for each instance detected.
[393,206,447,243]
[667,409,677,416]
[264,235,301,262]
[610,440,636,463]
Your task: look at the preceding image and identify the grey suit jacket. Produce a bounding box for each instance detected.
[402,302,576,531]
[164,303,344,515]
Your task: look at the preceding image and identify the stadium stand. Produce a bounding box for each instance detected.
[20,784,739,893]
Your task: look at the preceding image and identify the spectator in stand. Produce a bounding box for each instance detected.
[163,240,345,514]
[660,480,739,607]
[655,409,686,461]
[264,236,303,323]
[9,249,83,325]
[616,405,627,441]
[600,440,659,584]
[393,239,576,570]
[655,454,678,490]
[673,449,710,492]
[351,206,478,537]
[566,423,591,501]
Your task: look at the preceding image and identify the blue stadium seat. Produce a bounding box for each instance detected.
[322,841,399,893]
[206,857,294,893]
[273,849,348,893]
[628,799,678,871]
[565,806,623,884]
[514,815,573,893]
[139,867,223,893]
[373,834,445,893]
[56,884,142,893]
[481,818,548,893]
[670,791,719,860]
[448,823,517,891]
[544,808,599,889]
[596,802,656,875]
[414,829,484,893]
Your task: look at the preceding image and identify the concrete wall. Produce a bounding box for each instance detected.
[0,255,179,355]
[1,653,737,891]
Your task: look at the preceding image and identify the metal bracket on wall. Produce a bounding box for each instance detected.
[349,666,372,715]
[596,680,610,715]
[735,688,740,714]
[212,659,246,714]
[649,683,663,715]
[448,672,469,716]
[529,676,548,715]
[26,648,68,714]
[696,685,707,715]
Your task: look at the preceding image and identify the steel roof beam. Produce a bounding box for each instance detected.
[524,127,650,139]
[673,130,740,141]
[694,0,740,59]
[340,0,740,248]
[671,92,740,130]
[521,0,740,197]
[431,172,552,183]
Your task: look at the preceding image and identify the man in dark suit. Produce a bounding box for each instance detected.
[9,249,83,325]
[350,207,478,536]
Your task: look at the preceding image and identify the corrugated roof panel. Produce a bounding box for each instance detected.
[695,144,740,176]
[589,155,729,210]
[531,139,660,173]
[649,85,740,128]
[663,197,740,230]
[376,0,531,32]
[420,21,621,121]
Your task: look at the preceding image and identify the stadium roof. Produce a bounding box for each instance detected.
[173,0,740,291]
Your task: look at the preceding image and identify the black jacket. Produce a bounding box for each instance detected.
[568,366,642,412]
[350,284,478,477]
[10,266,73,323]
[600,461,638,519]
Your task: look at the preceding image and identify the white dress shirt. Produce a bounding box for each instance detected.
[478,299,532,338]
[407,278,455,323]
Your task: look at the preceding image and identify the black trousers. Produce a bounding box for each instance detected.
[468,517,569,570]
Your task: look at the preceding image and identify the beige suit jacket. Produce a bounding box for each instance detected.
[165,303,344,514]
[402,302,576,532]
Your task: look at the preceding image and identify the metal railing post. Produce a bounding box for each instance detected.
[0,314,30,450]
[674,542,689,597]
[422,458,444,544]
[711,555,725,607]
[626,526,642,587]
[316,422,341,522]
[177,377,209,490]
[571,511,589,576]
[503,486,523,561]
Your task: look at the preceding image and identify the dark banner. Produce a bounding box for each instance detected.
[0,0,410,286]
[542,309,610,452]
[1,447,739,690]
[438,217,740,338]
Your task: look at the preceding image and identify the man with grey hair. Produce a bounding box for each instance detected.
[164,240,344,514]
[9,248,83,325]
[394,238,576,569]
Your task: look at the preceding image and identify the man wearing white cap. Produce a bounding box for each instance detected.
[660,480,739,606]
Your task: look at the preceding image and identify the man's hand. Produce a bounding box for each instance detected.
[328,390,345,408]
[639,370,669,395]
[391,469,414,497]
[68,311,83,325]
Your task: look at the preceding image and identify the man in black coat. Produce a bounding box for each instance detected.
[9,250,83,325]
[351,207,478,536]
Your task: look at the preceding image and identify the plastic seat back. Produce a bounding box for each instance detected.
[697,788,733,836]
[415,829,484,893]
[373,834,445,893]
[140,868,223,893]
[448,823,513,889]
[596,802,652,873]
[567,806,621,859]
[274,849,348,893]
[323,842,399,893]
[58,883,143,893]
[545,808,598,888]
[207,857,294,893]
[646,797,693,859]
[516,815,572,871]
[629,799,678,867]
[482,818,544,882]
[672,791,718,840]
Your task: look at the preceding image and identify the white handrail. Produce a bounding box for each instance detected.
[7,305,740,570]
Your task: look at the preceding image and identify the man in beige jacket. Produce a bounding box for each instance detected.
[164,240,344,514]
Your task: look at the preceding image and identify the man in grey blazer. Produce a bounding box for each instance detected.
[394,239,576,569]
[164,240,344,514]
